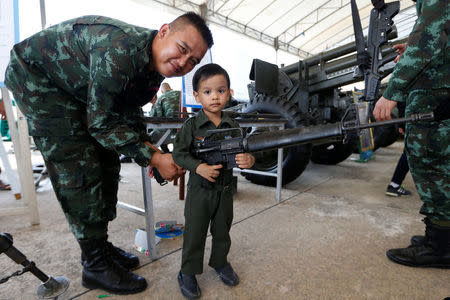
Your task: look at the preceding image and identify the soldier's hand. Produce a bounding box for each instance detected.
[0,100,7,120]
[236,153,255,169]
[373,96,397,121]
[393,43,407,63]
[196,163,222,182]
[149,152,185,181]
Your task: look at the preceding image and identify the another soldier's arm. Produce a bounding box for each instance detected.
[382,1,449,102]
[149,97,163,117]
[373,96,398,121]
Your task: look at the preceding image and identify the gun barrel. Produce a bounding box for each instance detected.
[245,123,343,152]
[346,112,434,131]
[243,112,434,153]
[280,34,404,76]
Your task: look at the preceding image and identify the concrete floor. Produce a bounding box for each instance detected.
[0,141,449,300]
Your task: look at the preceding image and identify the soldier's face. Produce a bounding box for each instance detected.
[152,24,208,77]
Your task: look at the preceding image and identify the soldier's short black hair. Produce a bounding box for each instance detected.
[192,63,230,92]
[170,12,214,48]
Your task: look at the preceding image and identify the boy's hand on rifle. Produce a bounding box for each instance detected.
[196,163,222,182]
[236,153,255,169]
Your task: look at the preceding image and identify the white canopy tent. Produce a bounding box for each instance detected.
[135,0,417,57]
[19,0,417,98]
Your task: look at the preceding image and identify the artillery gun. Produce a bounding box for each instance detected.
[235,0,404,186]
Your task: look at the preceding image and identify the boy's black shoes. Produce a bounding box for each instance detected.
[215,263,239,286]
[178,271,201,299]
[386,184,411,197]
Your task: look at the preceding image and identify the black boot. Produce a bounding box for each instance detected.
[78,237,147,294]
[105,241,139,270]
[410,235,425,246]
[386,218,450,268]
[177,271,201,299]
[81,239,139,270]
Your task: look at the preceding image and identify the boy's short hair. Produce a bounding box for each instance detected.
[170,12,214,48]
[192,63,230,92]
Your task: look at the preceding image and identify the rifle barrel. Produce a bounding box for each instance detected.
[245,123,343,152]
[346,113,434,131]
[244,112,433,153]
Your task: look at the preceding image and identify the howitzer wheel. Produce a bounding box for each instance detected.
[311,108,357,165]
[241,94,311,186]
[373,124,400,150]
[311,140,356,165]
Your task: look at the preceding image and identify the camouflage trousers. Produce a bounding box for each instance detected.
[5,56,120,239]
[405,89,450,221]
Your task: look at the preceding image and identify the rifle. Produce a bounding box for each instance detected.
[351,0,400,102]
[192,105,433,189]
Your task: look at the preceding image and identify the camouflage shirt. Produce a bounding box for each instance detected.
[149,90,181,117]
[383,0,450,102]
[6,15,164,166]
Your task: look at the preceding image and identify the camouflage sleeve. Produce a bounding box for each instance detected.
[149,97,163,117]
[87,49,154,166]
[172,118,202,173]
[383,0,449,101]
[161,91,180,117]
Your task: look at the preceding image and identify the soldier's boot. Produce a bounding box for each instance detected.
[410,235,425,246]
[80,238,139,270]
[78,237,147,294]
[386,218,450,268]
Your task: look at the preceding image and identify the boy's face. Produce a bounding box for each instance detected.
[194,74,230,116]
[152,24,208,78]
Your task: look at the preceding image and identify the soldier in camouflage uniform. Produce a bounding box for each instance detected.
[149,82,181,150]
[4,13,213,294]
[150,82,181,118]
[374,0,449,268]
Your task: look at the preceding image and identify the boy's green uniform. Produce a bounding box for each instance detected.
[382,0,449,221]
[4,16,163,239]
[173,110,240,274]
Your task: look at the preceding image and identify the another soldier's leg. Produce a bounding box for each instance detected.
[386,90,450,268]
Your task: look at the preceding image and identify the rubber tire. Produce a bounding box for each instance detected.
[240,94,312,186]
[311,139,356,165]
[311,108,357,165]
[373,125,400,150]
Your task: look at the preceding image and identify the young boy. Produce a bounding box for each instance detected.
[173,63,255,299]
